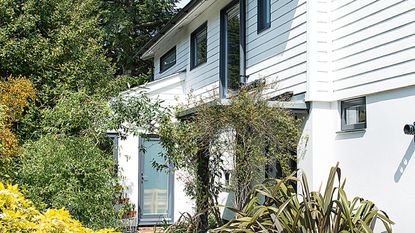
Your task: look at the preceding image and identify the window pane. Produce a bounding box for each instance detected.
[142,139,170,215]
[345,105,366,125]
[341,97,366,130]
[196,29,207,65]
[226,4,240,94]
[191,23,207,69]
[258,0,271,32]
[160,47,176,73]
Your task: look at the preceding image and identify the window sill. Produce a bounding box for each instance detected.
[336,129,366,134]
[257,26,270,35]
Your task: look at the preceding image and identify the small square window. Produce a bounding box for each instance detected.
[257,0,271,33]
[160,47,176,73]
[190,22,207,70]
[341,97,366,131]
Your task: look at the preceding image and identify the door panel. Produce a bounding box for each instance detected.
[139,137,173,224]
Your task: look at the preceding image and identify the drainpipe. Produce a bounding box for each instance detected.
[239,0,247,85]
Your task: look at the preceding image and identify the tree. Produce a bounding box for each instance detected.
[14,90,166,228]
[0,0,115,140]
[159,87,301,231]
[17,135,120,229]
[0,77,36,157]
[100,0,178,77]
[0,0,114,103]
[0,182,118,232]
[0,77,35,182]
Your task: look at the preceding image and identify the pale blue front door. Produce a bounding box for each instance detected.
[139,136,173,224]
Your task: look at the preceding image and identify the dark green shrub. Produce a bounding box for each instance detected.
[17,135,120,229]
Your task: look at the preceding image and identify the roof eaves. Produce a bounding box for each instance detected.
[137,0,203,59]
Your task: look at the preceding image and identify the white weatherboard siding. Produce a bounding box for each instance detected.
[153,0,233,100]
[246,0,307,97]
[331,0,415,100]
[153,32,189,81]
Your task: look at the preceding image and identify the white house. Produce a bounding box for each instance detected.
[115,0,415,231]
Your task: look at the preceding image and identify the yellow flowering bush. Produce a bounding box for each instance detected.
[0,182,119,233]
[0,76,36,157]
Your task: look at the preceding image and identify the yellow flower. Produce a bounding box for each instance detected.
[0,182,119,233]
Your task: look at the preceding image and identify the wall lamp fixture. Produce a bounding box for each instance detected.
[404,122,415,142]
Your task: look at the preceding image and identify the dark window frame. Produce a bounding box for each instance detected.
[160,46,176,73]
[220,0,246,99]
[341,97,367,131]
[257,0,271,33]
[190,22,208,70]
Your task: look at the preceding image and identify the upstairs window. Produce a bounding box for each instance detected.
[341,97,366,131]
[257,0,271,33]
[190,22,208,69]
[160,47,176,73]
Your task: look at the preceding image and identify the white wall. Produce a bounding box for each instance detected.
[300,85,415,232]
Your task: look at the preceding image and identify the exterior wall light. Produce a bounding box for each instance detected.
[404,122,415,142]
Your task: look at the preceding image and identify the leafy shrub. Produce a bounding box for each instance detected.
[16,135,120,229]
[0,77,36,158]
[0,182,118,232]
[214,164,394,233]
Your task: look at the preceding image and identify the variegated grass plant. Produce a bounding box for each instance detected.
[213,163,393,233]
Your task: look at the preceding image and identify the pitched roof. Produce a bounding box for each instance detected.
[137,0,202,59]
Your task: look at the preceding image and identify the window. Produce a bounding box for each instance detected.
[160,47,176,73]
[107,133,119,163]
[257,0,271,32]
[190,22,207,69]
[341,97,366,131]
[220,2,241,98]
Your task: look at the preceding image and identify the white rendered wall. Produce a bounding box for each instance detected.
[118,135,140,216]
[300,85,415,232]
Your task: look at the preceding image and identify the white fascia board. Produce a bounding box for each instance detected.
[141,0,211,59]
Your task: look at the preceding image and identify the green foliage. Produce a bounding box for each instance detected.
[100,0,178,76]
[12,90,165,228]
[214,164,394,233]
[109,92,168,138]
[0,0,113,103]
[159,87,301,210]
[17,135,120,229]
[41,91,112,141]
[0,0,115,141]
[0,77,36,157]
[0,182,118,233]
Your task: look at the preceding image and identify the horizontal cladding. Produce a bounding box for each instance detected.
[183,0,238,96]
[332,0,415,94]
[246,0,307,95]
[153,37,189,80]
